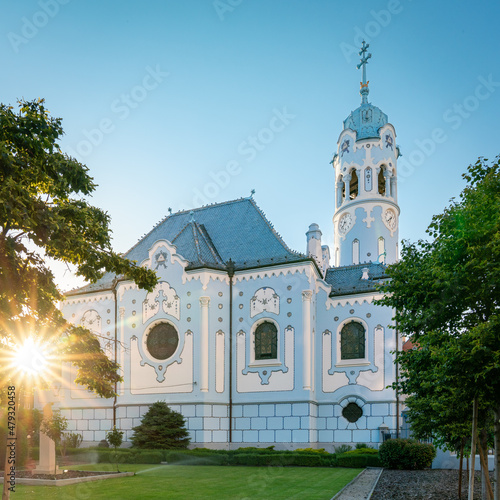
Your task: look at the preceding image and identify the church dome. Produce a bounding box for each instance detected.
[343,101,388,141]
[342,41,388,141]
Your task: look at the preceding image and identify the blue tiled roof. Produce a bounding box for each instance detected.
[325,262,388,296]
[343,102,388,141]
[170,220,225,268]
[67,198,306,295]
[126,197,304,268]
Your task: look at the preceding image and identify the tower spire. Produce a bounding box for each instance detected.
[357,41,372,104]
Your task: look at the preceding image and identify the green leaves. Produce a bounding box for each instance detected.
[131,402,190,449]
[378,156,500,449]
[0,98,158,397]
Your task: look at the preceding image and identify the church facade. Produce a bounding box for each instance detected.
[47,45,403,450]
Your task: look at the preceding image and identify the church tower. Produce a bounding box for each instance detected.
[332,42,400,267]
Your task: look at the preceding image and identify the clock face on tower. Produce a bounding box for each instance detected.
[382,208,397,231]
[338,212,353,235]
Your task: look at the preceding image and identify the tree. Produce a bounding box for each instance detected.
[378,156,500,499]
[106,426,124,472]
[131,402,190,449]
[0,98,158,397]
[40,409,68,473]
[0,99,157,498]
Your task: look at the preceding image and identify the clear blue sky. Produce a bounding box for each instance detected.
[1,0,499,290]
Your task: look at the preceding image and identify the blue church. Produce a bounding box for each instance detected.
[48,43,402,450]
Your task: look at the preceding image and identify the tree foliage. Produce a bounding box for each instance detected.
[378,156,500,448]
[0,99,158,397]
[107,426,124,472]
[40,409,68,456]
[131,402,190,449]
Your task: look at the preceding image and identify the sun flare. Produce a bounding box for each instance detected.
[12,338,49,377]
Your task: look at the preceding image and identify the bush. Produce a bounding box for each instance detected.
[336,453,382,468]
[97,451,111,463]
[134,451,163,464]
[115,451,133,464]
[131,402,190,449]
[295,448,329,454]
[63,432,83,449]
[87,446,371,468]
[355,443,374,450]
[334,444,352,454]
[233,446,276,454]
[343,447,379,455]
[378,438,436,470]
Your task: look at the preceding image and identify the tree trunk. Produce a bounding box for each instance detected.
[478,435,493,500]
[459,437,465,499]
[481,427,488,500]
[494,405,500,500]
[470,398,479,500]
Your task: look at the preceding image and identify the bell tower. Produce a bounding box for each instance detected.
[332,42,401,268]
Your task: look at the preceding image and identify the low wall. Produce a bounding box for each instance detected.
[432,447,494,471]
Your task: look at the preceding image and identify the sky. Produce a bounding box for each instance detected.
[1,0,499,291]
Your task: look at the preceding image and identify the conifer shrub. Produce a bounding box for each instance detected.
[130,402,190,449]
[378,438,436,470]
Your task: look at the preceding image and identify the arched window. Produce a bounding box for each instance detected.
[255,322,278,360]
[336,176,344,208]
[350,170,359,199]
[390,174,397,199]
[352,239,360,265]
[340,321,366,360]
[378,167,386,195]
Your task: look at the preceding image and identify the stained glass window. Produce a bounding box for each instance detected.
[146,323,179,360]
[255,322,278,360]
[340,321,365,360]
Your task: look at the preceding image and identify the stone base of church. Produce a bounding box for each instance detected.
[62,400,398,449]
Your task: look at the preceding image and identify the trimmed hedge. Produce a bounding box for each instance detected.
[336,453,381,468]
[343,447,379,455]
[378,438,436,470]
[75,446,382,468]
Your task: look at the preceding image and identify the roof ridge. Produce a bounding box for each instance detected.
[196,223,225,265]
[122,197,251,257]
[327,261,387,272]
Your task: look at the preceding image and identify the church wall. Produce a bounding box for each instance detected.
[44,244,399,449]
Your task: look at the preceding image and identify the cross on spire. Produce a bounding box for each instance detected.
[356,41,372,103]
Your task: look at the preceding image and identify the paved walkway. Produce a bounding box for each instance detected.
[332,468,383,500]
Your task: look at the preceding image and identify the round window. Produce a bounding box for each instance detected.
[146,323,179,360]
[342,402,363,423]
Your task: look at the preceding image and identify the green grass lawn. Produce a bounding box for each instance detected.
[13,463,362,499]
